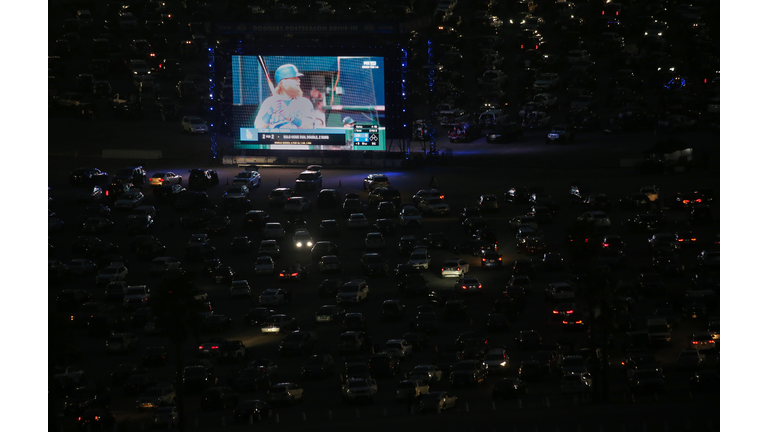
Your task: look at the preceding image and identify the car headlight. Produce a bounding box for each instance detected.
[296,242,302,247]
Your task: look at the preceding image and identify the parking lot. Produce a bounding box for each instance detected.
[49,156,719,431]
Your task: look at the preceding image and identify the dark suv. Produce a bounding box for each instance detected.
[113,166,147,186]
[188,169,219,189]
[295,171,323,191]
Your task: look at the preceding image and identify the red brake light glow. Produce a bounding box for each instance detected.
[566,310,573,314]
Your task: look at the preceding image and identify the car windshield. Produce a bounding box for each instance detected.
[126,288,145,295]
[486,353,505,361]
[562,358,584,366]
[411,253,427,260]
[349,380,369,389]
[339,286,360,293]
[453,362,477,371]
[190,118,205,125]
[284,333,305,342]
[298,173,316,180]
[142,387,164,397]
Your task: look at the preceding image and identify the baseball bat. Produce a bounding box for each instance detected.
[257,55,276,96]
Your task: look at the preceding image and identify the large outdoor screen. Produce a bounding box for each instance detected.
[231,55,386,151]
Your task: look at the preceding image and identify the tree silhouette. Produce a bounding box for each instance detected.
[151,269,203,432]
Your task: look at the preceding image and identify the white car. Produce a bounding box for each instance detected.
[259,288,290,306]
[262,222,286,239]
[441,258,470,278]
[266,383,304,404]
[181,116,208,133]
[114,190,145,210]
[408,365,443,383]
[532,93,558,108]
[284,197,312,214]
[533,73,561,90]
[419,197,450,215]
[232,170,261,188]
[363,174,390,191]
[149,257,180,276]
[67,259,98,276]
[578,211,611,228]
[148,172,182,186]
[364,232,386,250]
[106,332,140,354]
[230,280,251,299]
[96,265,128,286]
[347,213,368,229]
[384,339,413,359]
[412,189,442,203]
[408,248,431,270]
[561,372,592,394]
[254,255,276,275]
[399,204,422,227]
[258,240,280,257]
[336,280,369,304]
[479,69,507,86]
[319,255,342,273]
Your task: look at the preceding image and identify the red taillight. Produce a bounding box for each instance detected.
[198,345,203,349]
[562,321,568,324]
[566,310,573,314]
[211,345,218,349]
[603,243,609,247]
[692,341,699,344]
[498,258,502,261]
[478,285,482,288]
[482,258,486,261]
[291,273,298,276]
[682,199,690,204]
[709,340,714,344]
[553,311,559,314]
[439,195,445,199]
[678,239,683,242]
[462,286,467,289]
[535,45,539,49]
[616,11,619,16]
[602,11,605,15]
[521,44,524,49]
[691,238,697,241]
[105,190,109,196]
[456,268,460,271]
[279,273,285,277]
[575,320,583,324]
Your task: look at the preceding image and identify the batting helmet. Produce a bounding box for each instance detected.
[343,116,355,125]
[275,64,303,82]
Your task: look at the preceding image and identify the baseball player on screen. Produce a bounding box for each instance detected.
[253,64,316,129]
